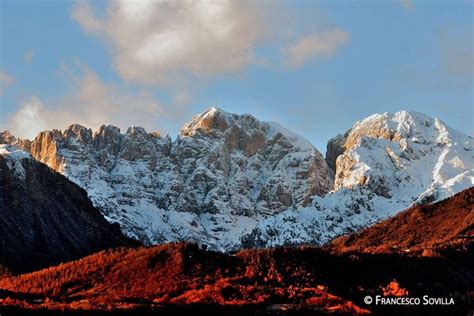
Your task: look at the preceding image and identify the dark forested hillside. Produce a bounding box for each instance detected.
[0,154,137,273]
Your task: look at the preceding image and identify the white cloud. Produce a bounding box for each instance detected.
[7,67,166,139]
[0,71,14,95]
[72,0,268,84]
[283,30,349,68]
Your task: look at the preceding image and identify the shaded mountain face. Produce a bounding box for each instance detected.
[5,108,332,250]
[1,109,472,251]
[330,187,474,254]
[0,145,136,273]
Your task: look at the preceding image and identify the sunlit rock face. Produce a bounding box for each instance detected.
[30,129,64,171]
[16,107,332,250]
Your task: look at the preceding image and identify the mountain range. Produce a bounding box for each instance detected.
[1,108,473,251]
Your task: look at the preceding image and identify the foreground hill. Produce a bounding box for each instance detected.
[0,244,368,315]
[330,187,474,254]
[1,189,473,315]
[0,145,137,274]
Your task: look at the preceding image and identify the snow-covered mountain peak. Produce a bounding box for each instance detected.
[0,131,16,144]
[345,110,465,151]
[180,108,320,158]
[329,110,473,193]
[0,131,32,152]
[63,124,93,143]
[93,124,122,140]
[126,126,153,136]
[265,121,315,151]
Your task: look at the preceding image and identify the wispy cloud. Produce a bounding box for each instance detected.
[8,97,49,138]
[282,30,349,68]
[0,71,14,96]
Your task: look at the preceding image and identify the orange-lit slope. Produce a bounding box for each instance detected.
[0,244,370,315]
[330,187,474,254]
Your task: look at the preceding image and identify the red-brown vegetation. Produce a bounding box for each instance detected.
[381,281,409,297]
[0,244,370,314]
[0,241,472,315]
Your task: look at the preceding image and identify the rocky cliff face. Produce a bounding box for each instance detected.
[18,108,332,250]
[0,145,135,273]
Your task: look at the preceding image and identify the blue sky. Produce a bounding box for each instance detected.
[0,0,472,152]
